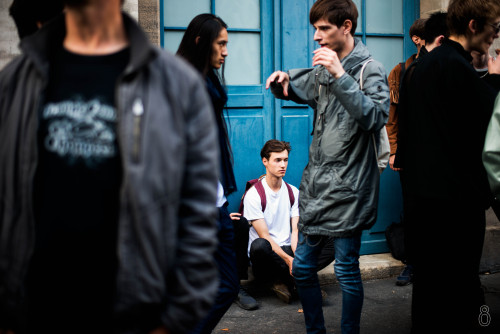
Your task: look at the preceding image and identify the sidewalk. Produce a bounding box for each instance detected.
[215,211,500,333]
[215,269,500,334]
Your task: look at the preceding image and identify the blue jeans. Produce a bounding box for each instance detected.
[293,231,363,334]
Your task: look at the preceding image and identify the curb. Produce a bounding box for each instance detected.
[318,253,404,286]
[480,209,500,274]
[241,253,405,287]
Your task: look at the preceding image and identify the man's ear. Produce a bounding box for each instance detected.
[195,36,200,45]
[343,19,352,35]
[436,35,445,46]
[468,19,478,35]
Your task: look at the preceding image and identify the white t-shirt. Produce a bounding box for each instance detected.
[244,177,299,255]
[216,181,227,208]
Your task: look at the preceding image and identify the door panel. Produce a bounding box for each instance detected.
[161,0,418,255]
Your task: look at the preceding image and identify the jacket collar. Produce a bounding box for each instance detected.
[341,38,371,72]
[20,12,158,79]
[443,38,473,63]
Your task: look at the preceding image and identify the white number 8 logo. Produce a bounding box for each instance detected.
[478,305,491,327]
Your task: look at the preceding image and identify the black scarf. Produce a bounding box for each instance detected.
[206,70,237,196]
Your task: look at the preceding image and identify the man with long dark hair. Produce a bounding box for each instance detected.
[0,1,219,333]
[177,14,248,333]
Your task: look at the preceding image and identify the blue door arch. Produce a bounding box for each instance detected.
[161,0,419,255]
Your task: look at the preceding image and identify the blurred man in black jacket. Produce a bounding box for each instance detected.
[400,1,500,332]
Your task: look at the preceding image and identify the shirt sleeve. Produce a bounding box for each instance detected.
[243,187,265,221]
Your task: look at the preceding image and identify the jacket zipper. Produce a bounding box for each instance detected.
[132,98,144,162]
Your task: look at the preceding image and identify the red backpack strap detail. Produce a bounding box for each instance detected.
[238,179,258,214]
[254,179,267,213]
[284,181,295,207]
[239,176,293,216]
[238,176,267,215]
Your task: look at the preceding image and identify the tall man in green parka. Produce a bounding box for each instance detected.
[265,0,389,333]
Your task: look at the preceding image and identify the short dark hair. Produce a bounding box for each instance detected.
[447,0,500,36]
[309,0,358,36]
[260,140,292,160]
[423,11,449,44]
[409,18,426,39]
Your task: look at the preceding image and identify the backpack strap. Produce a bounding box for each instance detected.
[284,181,295,207]
[254,180,267,213]
[359,58,374,90]
[240,177,295,215]
[238,174,267,214]
[259,180,295,213]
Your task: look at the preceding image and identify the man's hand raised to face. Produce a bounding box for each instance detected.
[312,47,346,79]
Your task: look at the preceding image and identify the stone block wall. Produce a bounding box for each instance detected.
[0,0,21,70]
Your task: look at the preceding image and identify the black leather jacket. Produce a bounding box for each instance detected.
[0,13,219,334]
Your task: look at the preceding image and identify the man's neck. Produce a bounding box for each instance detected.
[265,173,282,192]
[449,35,469,52]
[338,35,355,61]
[64,1,128,55]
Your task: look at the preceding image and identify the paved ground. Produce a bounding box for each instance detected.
[213,272,500,334]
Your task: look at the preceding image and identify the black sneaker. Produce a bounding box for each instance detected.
[235,286,259,310]
[396,264,414,286]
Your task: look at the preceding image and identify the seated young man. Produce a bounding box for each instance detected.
[235,140,334,304]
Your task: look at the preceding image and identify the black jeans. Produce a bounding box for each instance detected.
[233,216,252,280]
[233,217,335,289]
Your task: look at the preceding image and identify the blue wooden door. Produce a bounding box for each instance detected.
[161,0,275,216]
[161,0,419,255]
[276,0,418,255]
[354,0,418,254]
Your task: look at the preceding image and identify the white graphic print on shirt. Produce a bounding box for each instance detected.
[42,98,117,165]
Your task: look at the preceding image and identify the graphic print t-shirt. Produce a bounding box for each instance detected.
[28,47,129,328]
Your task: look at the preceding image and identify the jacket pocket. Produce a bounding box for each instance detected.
[300,166,355,225]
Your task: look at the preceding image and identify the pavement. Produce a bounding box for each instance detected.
[214,269,500,334]
[212,211,500,333]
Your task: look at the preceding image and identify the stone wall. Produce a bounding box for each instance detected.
[0,0,21,69]
[420,0,449,17]
[138,0,160,46]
